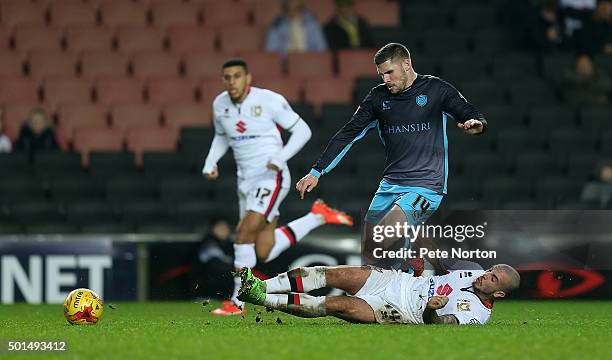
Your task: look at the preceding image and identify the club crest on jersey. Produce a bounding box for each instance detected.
[251,105,262,117]
[457,300,471,312]
[236,120,247,133]
[416,94,428,107]
[381,100,391,111]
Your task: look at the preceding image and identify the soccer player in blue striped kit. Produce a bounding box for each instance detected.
[296,43,488,271]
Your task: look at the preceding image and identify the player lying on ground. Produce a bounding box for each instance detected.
[238,263,520,325]
[202,59,354,315]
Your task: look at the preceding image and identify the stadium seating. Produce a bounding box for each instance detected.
[95,77,145,105]
[100,1,148,27]
[337,50,377,79]
[202,2,250,29]
[150,2,201,30]
[14,25,63,53]
[49,1,97,27]
[147,77,196,105]
[117,26,165,53]
[0,53,25,77]
[0,1,46,28]
[126,127,179,166]
[0,77,39,104]
[132,52,182,78]
[58,104,109,142]
[254,77,302,103]
[42,77,93,110]
[28,51,78,79]
[80,51,131,79]
[236,51,284,78]
[111,104,162,133]
[167,26,216,54]
[65,25,115,53]
[184,51,229,78]
[219,26,264,53]
[287,52,334,80]
[163,104,212,129]
[304,77,353,110]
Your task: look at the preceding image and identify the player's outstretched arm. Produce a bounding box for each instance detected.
[422,296,459,325]
[457,119,485,135]
[296,173,319,200]
[202,134,229,180]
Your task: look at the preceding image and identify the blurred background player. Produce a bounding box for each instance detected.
[296,43,487,271]
[238,263,520,325]
[202,59,353,315]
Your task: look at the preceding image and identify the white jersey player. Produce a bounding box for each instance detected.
[237,263,520,325]
[202,59,354,316]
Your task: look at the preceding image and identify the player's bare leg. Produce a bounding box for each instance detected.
[238,267,376,323]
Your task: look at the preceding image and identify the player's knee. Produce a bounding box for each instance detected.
[235,227,258,244]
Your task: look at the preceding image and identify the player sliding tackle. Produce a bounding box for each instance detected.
[238,263,519,325]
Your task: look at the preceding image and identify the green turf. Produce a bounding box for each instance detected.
[0,301,610,359]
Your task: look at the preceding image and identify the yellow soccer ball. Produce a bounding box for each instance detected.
[63,288,104,325]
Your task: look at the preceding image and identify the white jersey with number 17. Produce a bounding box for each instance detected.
[212,87,301,179]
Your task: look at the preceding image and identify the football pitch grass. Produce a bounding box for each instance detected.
[0,301,610,359]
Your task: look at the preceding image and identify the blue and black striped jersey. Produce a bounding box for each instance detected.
[311,74,487,194]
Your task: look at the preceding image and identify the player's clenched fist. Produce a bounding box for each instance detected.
[203,166,219,180]
[426,296,449,310]
[296,173,319,199]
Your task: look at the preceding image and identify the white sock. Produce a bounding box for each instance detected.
[264,266,327,293]
[231,243,256,306]
[264,213,325,263]
[264,293,327,317]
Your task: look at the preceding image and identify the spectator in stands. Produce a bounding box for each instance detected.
[559,0,597,44]
[560,53,611,105]
[526,0,566,50]
[189,219,234,299]
[265,0,328,55]
[324,0,372,51]
[581,160,612,208]
[14,108,59,157]
[0,110,12,153]
[576,0,612,55]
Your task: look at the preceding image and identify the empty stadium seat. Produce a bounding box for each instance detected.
[151,2,201,30]
[34,152,84,179]
[567,152,599,182]
[492,52,539,80]
[95,78,145,105]
[80,51,130,79]
[304,77,353,110]
[65,25,115,53]
[100,1,148,27]
[0,77,39,105]
[287,52,333,79]
[58,104,108,142]
[236,51,284,77]
[184,51,231,79]
[111,104,161,134]
[50,1,97,27]
[202,2,250,28]
[509,80,557,106]
[28,51,78,79]
[479,105,527,132]
[0,1,46,28]
[0,178,47,203]
[0,53,24,77]
[49,175,105,201]
[421,30,469,56]
[253,0,282,27]
[142,151,192,179]
[159,175,214,202]
[603,131,612,155]
[527,106,577,132]
[117,26,165,53]
[513,152,561,181]
[73,128,125,164]
[337,50,377,79]
[147,77,196,105]
[42,77,93,110]
[198,78,226,107]
[132,52,181,78]
[548,128,597,158]
[219,26,265,53]
[439,55,490,85]
[179,127,214,155]
[9,200,64,224]
[355,0,400,26]
[542,53,574,82]
[307,0,335,23]
[88,151,137,176]
[461,153,508,183]
[121,200,171,225]
[167,25,216,54]
[534,176,581,207]
[65,200,117,226]
[471,29,508,56]
[454,5,498,31]
[163,104,211,129]
[253,77,302,103]
[496,129,544,158]
[482,177,532,208]
[106,175,157,202]
[0,153,32,176]
[457,81,507,106]
[14,25,63,52]
[126,127,178,166]
[320,104,354,131]
[580,105,612,134]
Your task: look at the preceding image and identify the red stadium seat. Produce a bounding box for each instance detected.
[111,104,162,132]
[0,1,46,28]
[147,77,196,105]
[80,51,130,79]
[14,25,63,52]
[126,127,178,166]
[308,0,335,23]
[304,77,353,110]
[28,51,78,80]
[132,52,181,79]
[167,25,216,54]
[0,27,11,49]
[337,49,377,79]
[183,51,229,79]
[2,104,40,140]
[287,52,334,79]
[43,76,93,110]
[50,2,97,28]
[95,77,145,105]
[0,53,24,77]
[0,77,39,105]
[163,104,212,129]
[58,104,109,143]
[202,2,250,29]
[117,26,165,54]
[151,2,201,30]
[198,78,225,107]
[253,76,302,103]
[65,25,115,53]
[236,51,284,77]
[219,26,264,53]
[355,1,400,27]
[253,0,282,27]
[73,127,125,165]
[100,1,148,27]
